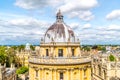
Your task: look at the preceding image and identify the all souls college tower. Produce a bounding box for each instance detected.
[29,10,91,80]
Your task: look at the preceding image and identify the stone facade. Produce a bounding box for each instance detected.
[0,64,16,80]
[92,54,120,80]
[15,43,31,67]
[16,50,31,67]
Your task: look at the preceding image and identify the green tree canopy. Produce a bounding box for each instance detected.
[16,66,29,74]
[81,46,91,51]
[92,45,106,51]
[18,45,25,51]
[0,46,17,66]
[0,46,7,64]
[109,54,116,61]
[30,45,35,51]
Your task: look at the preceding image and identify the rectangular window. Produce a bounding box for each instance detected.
[46,49,49,56]
[72,49,74,56]
[60,72,63,80]
[58,49,63,57]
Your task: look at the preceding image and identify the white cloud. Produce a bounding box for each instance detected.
[107,24,120,30]
[15,0,98,10]
[59,0,98,13]
[68,10,94,21]
[58,0,97,21]
[79,11,94,21]
[74,24,120,44]
[15,0,64,10]
[97,24,120,31]
[0,14,51,45]
[69,23,80,29]
[82,23,91,29]
[9,18,50,29]
[1,14,120,45]
[106,10,120,20]
[15,0,98,21]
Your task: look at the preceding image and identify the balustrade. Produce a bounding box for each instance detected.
[29,56,91,64]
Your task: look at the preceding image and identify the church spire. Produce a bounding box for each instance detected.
[56,10,63,22]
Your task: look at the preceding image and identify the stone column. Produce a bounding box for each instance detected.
[54,69,57,80]
[41,68,44,80]
[81,68,84,80]
[50,47,54,57]
[79,68,81,80]
[77,47,81,57]
[41,48,44,57]
[44,69,46,80]
[43,68,46,80]
[39,69,41,80]
[66,47,69,57]
[68,47,71,57]
[88,66,91,80]
[50,68,53,80]
[70,69,73,80]
[67,69,69,80]
[53,47,56,57]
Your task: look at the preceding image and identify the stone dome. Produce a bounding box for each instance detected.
[44,10,76,43]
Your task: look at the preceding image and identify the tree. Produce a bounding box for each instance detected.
[92,45,106,51]
[6,47,16,65]
[81,46,90,51]
[109,54,116,61]
[16,66,29,74]
[0,46,7,64]
[30,45,35,51]
[0,46,17,67]
[97,46,106,51]
[11,46,17,50]
[18,45,25,51]
[0,53,7,64]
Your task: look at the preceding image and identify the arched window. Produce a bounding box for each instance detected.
[35,70,38,77]
[60,72,63,80]
[84,69,87,77]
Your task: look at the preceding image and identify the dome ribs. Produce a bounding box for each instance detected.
[44,10,76,43]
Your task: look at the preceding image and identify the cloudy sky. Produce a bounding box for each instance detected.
[0,0,120,45]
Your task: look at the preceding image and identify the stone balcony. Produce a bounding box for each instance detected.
[29,56,91,65]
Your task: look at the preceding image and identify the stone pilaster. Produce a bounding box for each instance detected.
[66,68,69,80]
[70,68,74,80]
[82,68,84,80]
[49,68,53,80]
[79,68,81,80]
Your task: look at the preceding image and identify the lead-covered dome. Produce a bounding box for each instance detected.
[44,10,76,43]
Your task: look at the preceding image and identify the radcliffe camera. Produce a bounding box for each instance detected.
[0,0,120,80]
